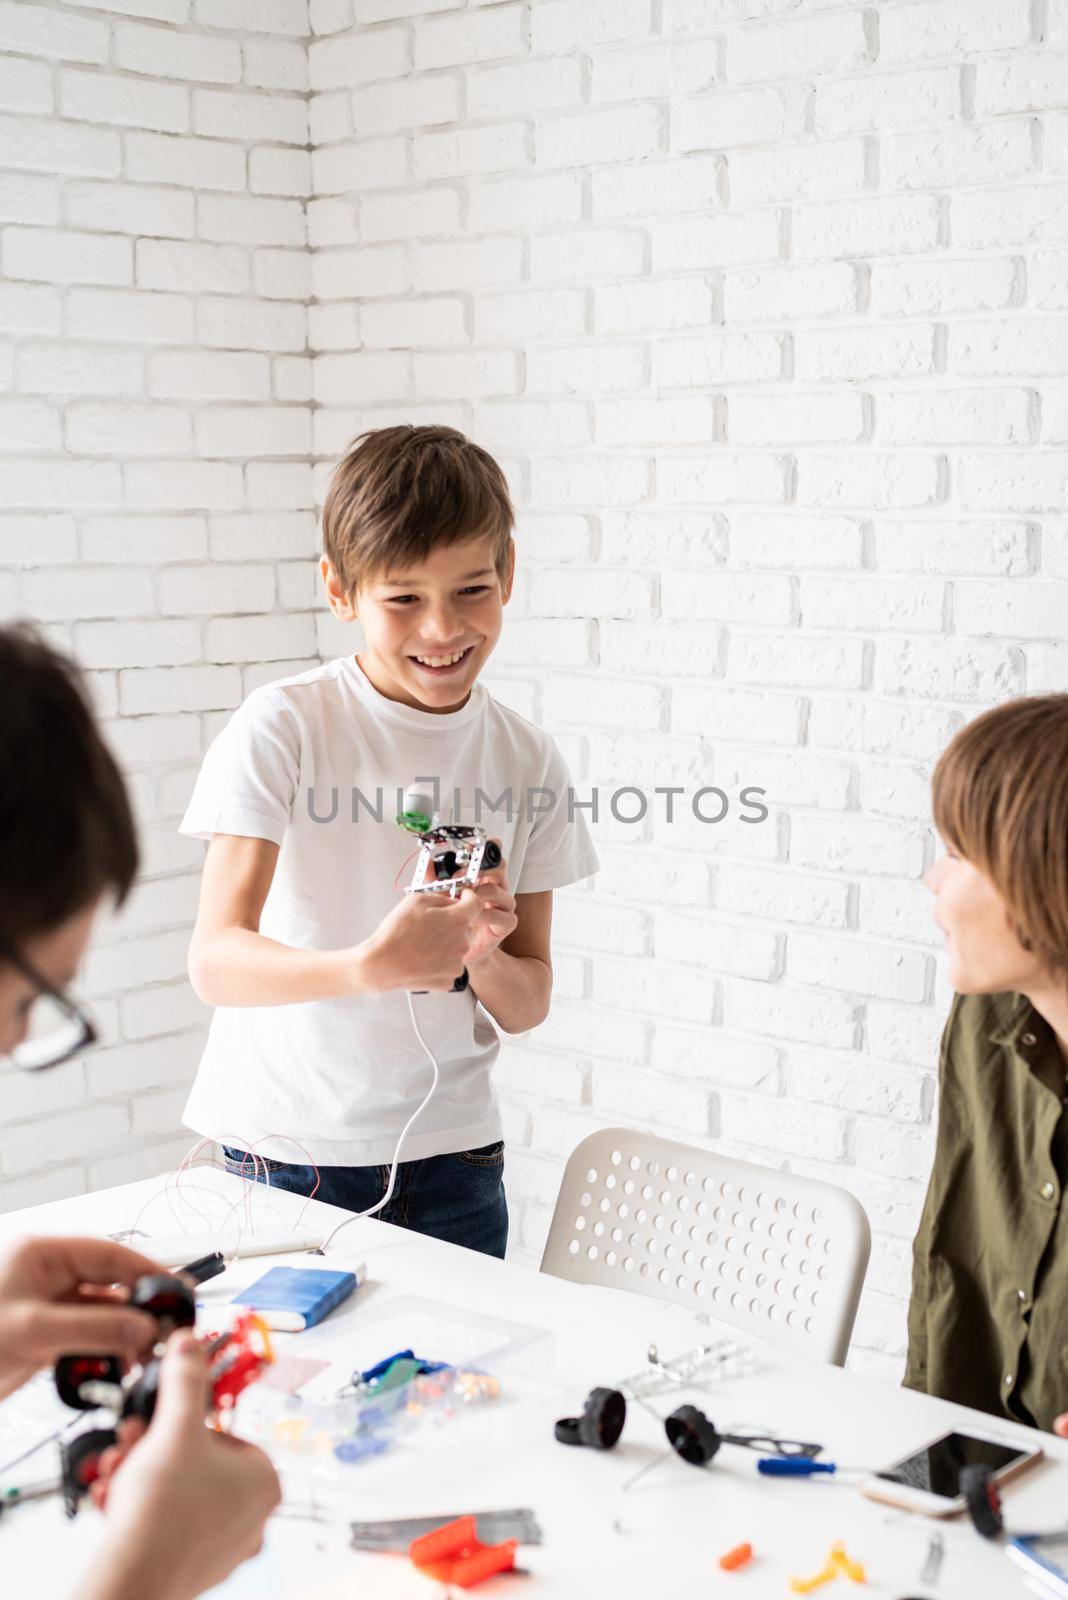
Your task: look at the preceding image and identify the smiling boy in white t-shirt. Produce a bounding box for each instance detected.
[180,425,599,1257]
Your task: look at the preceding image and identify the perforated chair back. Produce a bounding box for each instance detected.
[541,1128,871,1366]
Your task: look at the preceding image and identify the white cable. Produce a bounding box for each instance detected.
[315,988,441,1254]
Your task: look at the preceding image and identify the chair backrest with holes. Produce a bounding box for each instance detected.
[541,1128,871,1366]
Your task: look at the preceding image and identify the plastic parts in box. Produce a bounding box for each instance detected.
[233,1296,552,1470]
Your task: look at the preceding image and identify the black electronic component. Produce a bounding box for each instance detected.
[432,850,460,881]
[54,1354,123,1412]
[396,799,505,996]
[130,1273,196,1333]
[54,1273,195,1412]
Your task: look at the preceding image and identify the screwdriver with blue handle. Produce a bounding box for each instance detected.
[758,1458,867,1477]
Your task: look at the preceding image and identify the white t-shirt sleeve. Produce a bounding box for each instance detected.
[515,737,599,895]
[179,689,301,846]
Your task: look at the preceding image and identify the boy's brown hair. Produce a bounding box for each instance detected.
[322,425,514,597]
[932,694,1068,979]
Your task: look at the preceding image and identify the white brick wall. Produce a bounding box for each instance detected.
[1,0,1065,1383]
[0,1,316,1209]
[304,0,1066,1380]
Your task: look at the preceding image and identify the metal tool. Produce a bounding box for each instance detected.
[920,1531,945,1585]
[622,1406,822,1492]
[0,1417,82,1483]
[0,1477,62,1514]
[351,1508,542,1552]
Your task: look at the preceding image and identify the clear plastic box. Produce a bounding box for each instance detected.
[232,1295,553,1486]
[297,1294,554,1397]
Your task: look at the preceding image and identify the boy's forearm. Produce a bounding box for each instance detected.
[466,948,552,1034]
[189,926,377,1007]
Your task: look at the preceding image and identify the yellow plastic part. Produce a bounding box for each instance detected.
[789,1543,868,1594]
[789,1561,838,1594]
[830,1542,866,1584]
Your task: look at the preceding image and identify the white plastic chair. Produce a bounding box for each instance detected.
[541,1128,871,1366]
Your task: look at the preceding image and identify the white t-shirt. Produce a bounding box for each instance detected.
[179,654,599,1165]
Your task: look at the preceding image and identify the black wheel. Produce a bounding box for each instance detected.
[961,1464,1003,1538]
[483,841,502,869]
[554,1386,626,1450]
[578,1387,626,1449]
[61,1426,118,1517]
[665,1405,722,1467]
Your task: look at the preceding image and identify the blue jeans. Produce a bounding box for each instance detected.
[222,1140,508,1259]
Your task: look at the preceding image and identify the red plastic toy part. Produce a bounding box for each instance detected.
[205,1313,273,1413]
[409,1515,519,1588]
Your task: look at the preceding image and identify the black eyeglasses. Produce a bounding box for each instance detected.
[2,948,96,1073]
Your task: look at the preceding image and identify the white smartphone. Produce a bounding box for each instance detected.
[860,1427,1043,1517]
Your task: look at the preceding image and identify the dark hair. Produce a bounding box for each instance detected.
[0,623,138,951]
[932,694,1068,980]
[322,424,514,597]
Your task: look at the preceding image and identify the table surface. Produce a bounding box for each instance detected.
[0,1168,1061,1600]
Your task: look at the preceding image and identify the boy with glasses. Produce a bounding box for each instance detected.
[0,624,280,1600]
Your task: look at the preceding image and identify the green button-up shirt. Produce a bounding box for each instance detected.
[905,990,1068,1433]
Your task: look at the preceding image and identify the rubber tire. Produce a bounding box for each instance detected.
[62,1426,119,1517]
[665,1404,722,1467]
[575,1388,627,1450]
[961,1464,1003,1538]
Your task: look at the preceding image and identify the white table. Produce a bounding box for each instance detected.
[0,1169,1063,1599]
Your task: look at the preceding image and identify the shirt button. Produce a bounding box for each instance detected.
[1022,1032,1037,1047]
[1042,1181,1057,1200]
[1018,1288,1027,1301]
[1005,1373,1014,1388]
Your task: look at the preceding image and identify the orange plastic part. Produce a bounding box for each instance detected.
[409,1515,519,1589]
[719,1542,753,1571]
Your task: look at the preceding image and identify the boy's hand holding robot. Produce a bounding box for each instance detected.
[360,785,518,994]
[364,890,484,994]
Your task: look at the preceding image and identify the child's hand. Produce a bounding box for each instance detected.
[362,888,481,993]
[0,1236,160,1404]
[84,1332,280,1600]
[462,847,518,964]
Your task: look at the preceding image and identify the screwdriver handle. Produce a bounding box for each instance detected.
[757,1458,837,1476]
[180,1251,226,1285]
